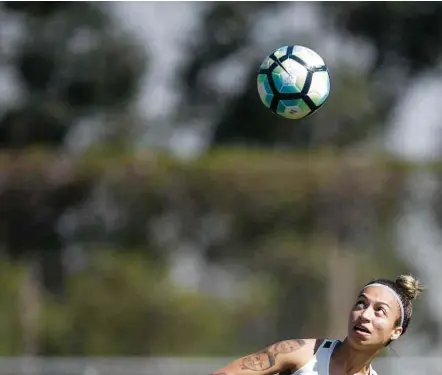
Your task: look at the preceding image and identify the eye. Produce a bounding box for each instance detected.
[355,300,366,308]
[376,307,387,315]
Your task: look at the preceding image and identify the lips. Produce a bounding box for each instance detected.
[354,324,371,335]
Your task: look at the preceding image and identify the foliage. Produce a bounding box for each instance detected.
[0,149,422,355]
[0,260,25,355]
[0,2,147,294]
[325,3,442,72]
[0,1,440,356]
[39,251,254,356]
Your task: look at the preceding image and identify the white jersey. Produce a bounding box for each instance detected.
[291,339,378,375]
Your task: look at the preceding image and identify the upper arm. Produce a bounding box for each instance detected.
[211,339,316,375]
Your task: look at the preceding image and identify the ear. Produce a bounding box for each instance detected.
[390,326,403,341]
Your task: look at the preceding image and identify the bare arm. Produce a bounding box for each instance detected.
[211,339,312,375]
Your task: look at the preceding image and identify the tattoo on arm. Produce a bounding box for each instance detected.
[274,339,306,354]
[240,339,306,372]
[241,352,275,371]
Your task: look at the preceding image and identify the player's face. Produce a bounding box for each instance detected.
[347,285,403,350]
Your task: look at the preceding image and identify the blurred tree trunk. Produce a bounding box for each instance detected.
[326,243,357,339]
[18,258,42,357]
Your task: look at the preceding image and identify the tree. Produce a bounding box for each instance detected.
[176,3,387,149]
[0,2,147,295]
[325,3,442,73]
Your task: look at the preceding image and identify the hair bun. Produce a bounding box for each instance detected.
[395,274,424,300]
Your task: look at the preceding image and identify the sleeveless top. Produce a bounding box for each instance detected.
[290,339,378,375]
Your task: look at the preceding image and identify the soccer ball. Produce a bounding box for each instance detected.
[257,45,330,120]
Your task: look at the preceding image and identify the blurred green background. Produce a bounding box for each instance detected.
[0,1,441,364]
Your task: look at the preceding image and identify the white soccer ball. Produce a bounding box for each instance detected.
[257,45,331,120]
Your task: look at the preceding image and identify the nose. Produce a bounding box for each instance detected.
[360,306,373,322]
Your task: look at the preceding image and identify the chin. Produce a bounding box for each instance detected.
[346,331,380,351]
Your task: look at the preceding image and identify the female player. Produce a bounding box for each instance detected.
[211,274,423,375]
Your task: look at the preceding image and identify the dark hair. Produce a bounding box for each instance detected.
[364,274,424,336]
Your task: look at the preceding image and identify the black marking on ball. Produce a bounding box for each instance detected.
[269,53,293,78]
[279,46,293,63]
[302,95,317,111]
[287,45,294,57]
[301,71,313,95]
[278,93,303,100]
[312,66,328,72]
[267,71,279,113]
[288,54,309,69]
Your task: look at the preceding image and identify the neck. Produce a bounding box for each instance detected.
[331,338,380,375]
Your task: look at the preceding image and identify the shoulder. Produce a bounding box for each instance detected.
[270,338,318,354]
[270,338,326,369]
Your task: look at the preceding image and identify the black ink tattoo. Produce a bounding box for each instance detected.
[241,339,306,371]
[273,339,306,354]
[241,351,275,371]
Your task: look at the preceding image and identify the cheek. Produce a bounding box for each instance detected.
[348,309,358,321]
[372,316,394,334]
[348,309,362,326]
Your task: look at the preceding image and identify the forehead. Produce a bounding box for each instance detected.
[359,285,398,306]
